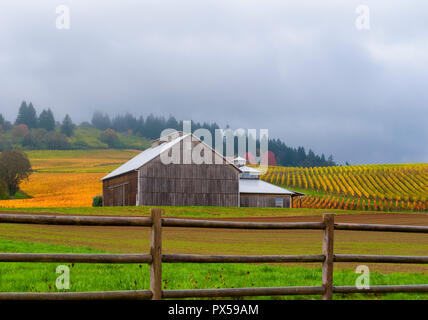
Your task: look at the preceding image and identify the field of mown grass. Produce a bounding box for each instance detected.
[0,238,427,300]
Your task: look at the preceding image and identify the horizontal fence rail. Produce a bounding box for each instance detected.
[333,285,428,294]
[0,290,153,300]
[334,223,428,233]
[0,214,152,227]
[0,253,153,264]
[162,218,325,230]
[162,286,326,299]
[334,254,428,264]
[162,254,326,263]
[0,210,427,300]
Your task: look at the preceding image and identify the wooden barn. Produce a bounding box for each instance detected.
[101,132,304,208]
[102,132,240,207]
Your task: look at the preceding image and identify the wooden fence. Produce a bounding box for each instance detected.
[0,209,427,300]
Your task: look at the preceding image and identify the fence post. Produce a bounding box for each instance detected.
[322,213,334,300]
[150,208,162,300]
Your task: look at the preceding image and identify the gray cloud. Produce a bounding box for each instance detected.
[0,0,427,164]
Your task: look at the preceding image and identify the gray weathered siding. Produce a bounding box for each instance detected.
[138,158,239,207]
[102,171,138,207]
[240,193,291,208]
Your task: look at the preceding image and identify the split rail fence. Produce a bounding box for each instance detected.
[0,209,427,300]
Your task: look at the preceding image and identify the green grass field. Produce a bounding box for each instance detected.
[0,238,427,300]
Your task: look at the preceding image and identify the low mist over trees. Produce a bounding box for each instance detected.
[0,101,337,167]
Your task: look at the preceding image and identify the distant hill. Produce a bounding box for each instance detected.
[263,163,428,212]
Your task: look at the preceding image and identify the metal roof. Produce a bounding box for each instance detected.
[101,134,189,180]
[239,179,295,195]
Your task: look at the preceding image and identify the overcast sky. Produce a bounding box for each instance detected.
[0,1,427,164]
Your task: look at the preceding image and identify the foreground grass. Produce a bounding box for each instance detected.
[0,239,427,300]
[0,206,424,218]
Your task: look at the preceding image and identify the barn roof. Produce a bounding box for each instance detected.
[239,179,296,195]
[101,133,240,181]
[101,134,189,180]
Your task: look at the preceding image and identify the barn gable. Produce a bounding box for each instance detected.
[102,133,241,207]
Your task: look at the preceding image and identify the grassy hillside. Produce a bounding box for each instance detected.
[0,125,151,151]
[262,164,428,212]
[70,126,151,150]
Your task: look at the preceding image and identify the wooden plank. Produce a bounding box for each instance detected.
[162,254,325,263]
[334,254,428,264]
[0,214,152,227]
[334,285,428,294]
[150,208,162,300]
[162,218,325,230]
[0,253,152,264]
[163,286,324,298]
[322,213,334,300]
[0,290,152,300]
[335,223,428,233]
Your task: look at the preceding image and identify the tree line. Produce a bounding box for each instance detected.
[0,101,75,150]
[0,101,336,167]
[90,111,336,167]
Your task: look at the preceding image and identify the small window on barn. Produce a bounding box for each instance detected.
[275,198,283,208]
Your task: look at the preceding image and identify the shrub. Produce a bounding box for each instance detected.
[11,124,29,142]
[0,150,32,196]
[92,195,103,207]
[44,131,70,150]
[99,128,120,148]
[22,128,47,148]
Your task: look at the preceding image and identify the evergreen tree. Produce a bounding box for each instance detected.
[15,101,28,126]
[26,102,38,129]
[15,101,38,129]
[60,114,75,137]
[38,109,56,131]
